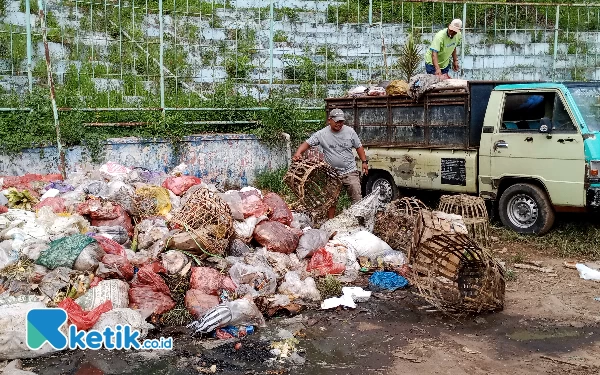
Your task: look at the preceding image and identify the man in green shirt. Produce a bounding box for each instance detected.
[424,19,463,76]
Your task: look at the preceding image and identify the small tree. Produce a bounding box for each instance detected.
[397,33,422,82]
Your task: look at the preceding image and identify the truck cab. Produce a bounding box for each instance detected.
[325,81,600,235]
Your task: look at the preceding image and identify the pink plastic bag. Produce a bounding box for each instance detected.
[92,235,126,257]
[34,197,67,213]
[185,289,220,318]
[263,193,293,226]
[190,267,236,295]
[253,221,300,254]
[79,200,134,237]
[58,297,112,331]
[241,193,269,218]
[162,176,202,196]
[0,206,7,214]
[306,248,346,276]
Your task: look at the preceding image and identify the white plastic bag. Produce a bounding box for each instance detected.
[219,191,244,221]
[228,262,278,296]
[40,188,60,200]
[336,230,393,260]
[233,215,268,242]
[576,264,600,280]
[319,187,381,237]
[278,271,321,301]
[76,279,129,311]
[228,298,266,327]
[290,212,313,230]
[73,242,105,272]
[161,250,189,275]
[381,249,407,267]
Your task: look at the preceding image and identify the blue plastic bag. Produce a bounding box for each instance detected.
[369,271,408,291]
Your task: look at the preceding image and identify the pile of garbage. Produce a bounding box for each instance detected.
[345,74,468,100]
[0,162,411,361]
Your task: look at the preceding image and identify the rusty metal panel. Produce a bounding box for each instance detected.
[391,126,426,145]
[428,105,467,126]
[391,106,425,126]
[357,107,387,126]
[429,127,469,147]
[358,126,389,144]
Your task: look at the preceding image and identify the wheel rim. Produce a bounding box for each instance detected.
[372,178,393,204]
[507,194,538,229]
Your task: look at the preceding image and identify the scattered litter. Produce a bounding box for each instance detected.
[369,271,409,291]
[575,264,600,281]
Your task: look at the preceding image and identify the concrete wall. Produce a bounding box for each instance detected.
[0,134,289,188]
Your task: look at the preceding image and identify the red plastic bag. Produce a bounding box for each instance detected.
[306,248,346,276]
[90,276,103,288]
[58,297,112,331]
[162,176,202,196]
[1,174,62,190]
[190,267,236,295]
[92,212,134,238]
[34,197,66,213]
[0,206,7,214]
[253,221,300,254]
[185,289,220,318]
[129,263,175,315]
[99,254,134,280]
[77,199,121,219]
[241,193,269,218]
[263,193,293,226]
[92,235,126,257]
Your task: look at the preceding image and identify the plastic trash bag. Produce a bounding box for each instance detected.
[187,298,265,334]
[321,287,372,309]
[73,242,105,272]
[76,279,129,311]
[162,176,202,196]
[241,193,269,218]
[58,297,113,331]
[253,221,301,254]
[190,267,236,295]
[278,271,321,301]
[92,308,154,341]
[290,212,313,230]
[35,234,95,270]
[234,215,268,243]
[185,290,220,318]
[34,197,66,213]
[128,263,175,315]
[381,249,408,267]
[229,262,278,297]
[320,188,381,237]
[576,264,600,280]
[134,186,172,216]
[263,193,293,226]
[35,206,89,239]
[161,250,189,275]
[91,235,126,257]
[229,239,251,257]
[81,180,110,197]
[218,191,244,221]
[89,226,129,245]
[98,254,134,280]
[306,248,346,276]
[336,230,393,260]
[296,229,329,259]
[368,271,409,291]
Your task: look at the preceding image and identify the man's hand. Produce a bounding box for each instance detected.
[453,60,459,72]
[435,68,442,76]
[292,153,303,162]
[362,162,369,175]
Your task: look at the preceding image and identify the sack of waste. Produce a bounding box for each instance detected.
[187,297,265,334]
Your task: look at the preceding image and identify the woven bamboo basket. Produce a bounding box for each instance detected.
[284,159,342,214]
[374,197,429,252]
[410,210,505,314]
[438,194,490,247]
[170,187,233,258]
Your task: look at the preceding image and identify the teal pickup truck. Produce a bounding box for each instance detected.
[325,81,600,235]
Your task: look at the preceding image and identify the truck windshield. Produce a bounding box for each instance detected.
[567,85,600,131]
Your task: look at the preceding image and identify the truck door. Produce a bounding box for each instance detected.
[490,90,585,208]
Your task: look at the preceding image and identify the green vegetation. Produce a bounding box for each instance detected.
[492,218,600,259]
[273,30,288,43]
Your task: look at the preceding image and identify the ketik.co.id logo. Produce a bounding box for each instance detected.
[26,308,172,350]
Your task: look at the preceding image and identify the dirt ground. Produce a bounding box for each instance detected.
[20,234,600,375]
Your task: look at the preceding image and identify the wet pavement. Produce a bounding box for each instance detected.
[22,289,600,375]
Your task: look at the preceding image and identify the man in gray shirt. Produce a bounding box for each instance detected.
[293,108,369,219]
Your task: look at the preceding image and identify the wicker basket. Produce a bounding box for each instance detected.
[170,187,233,258]
[284,159,342,214]
[410,210,505,314]
[438,194,490,247]
[374,197,429,252]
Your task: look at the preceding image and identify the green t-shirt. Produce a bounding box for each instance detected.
[424,28,462,69]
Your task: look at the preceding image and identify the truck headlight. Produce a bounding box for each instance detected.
[590,161,600,176]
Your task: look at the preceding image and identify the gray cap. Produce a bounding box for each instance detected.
[329,108,345,122]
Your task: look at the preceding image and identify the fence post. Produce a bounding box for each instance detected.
[462,2,467,78]
[25,0,33,93]
[553,5,560,80]
[269,0,274,91]
[159,0,165,115]
[38,0,66,179]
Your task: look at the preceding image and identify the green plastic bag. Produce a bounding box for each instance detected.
[36,234,96,270]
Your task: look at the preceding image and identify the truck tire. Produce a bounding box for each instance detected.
[365,171,399,205]
[498,183,555,235]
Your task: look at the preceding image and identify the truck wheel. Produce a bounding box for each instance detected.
[498,183,555,235]
[365,172,399,205]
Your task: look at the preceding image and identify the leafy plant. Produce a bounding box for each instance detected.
[273,30,288,43]
[397,33,422,82]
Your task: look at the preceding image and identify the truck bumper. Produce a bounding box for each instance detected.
[586,186,600,209]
